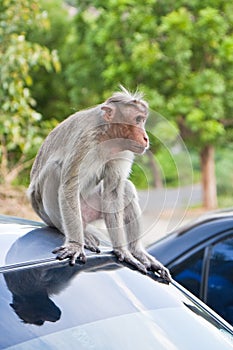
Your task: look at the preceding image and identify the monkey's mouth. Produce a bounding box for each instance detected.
[130,144,148,154]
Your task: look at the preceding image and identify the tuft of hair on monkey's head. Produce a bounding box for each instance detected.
[104,85,149,113]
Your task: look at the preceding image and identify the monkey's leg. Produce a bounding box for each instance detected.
[53,182,103,260]
[123,180,171,282]
[52,185,86,265]
[35,162,64,232]
[81,186,102,253]
[102,176,149,274]
[84,226,101,253]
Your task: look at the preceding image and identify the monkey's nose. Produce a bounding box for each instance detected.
[144,135,149,146]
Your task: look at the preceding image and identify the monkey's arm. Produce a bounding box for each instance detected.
[53,176,86,265]
[102,169,149,274]
[123,180,171,281]
[103,175,171,281]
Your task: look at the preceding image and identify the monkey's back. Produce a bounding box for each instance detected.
[30,105,102,181]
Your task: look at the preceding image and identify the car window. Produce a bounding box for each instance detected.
[207,236,233,325]
[171,249,204,298]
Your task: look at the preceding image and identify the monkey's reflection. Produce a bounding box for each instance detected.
[4,226,117,326]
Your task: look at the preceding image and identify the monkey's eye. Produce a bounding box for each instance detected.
[136,116,145,124]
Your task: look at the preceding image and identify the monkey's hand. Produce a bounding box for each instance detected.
[52,241,86,266]
[114,249,149,275]
[132,250,172,282]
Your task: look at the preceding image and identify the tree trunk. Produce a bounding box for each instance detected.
[200,145,218,209]
[147,151,163,188]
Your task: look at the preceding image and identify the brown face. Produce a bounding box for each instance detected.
[101,103,149,154]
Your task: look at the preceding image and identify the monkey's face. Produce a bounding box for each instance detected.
[100,103,149,154]
[108,123,149,154]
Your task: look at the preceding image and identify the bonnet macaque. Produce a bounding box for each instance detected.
[28,86,171,281]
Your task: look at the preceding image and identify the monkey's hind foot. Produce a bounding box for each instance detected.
[52,241,86,266]
[84,231,101,253]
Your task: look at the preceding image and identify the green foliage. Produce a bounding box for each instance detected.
[216,147,233,196]
[0,0,60,184]
[28,0,72,121]
[1,0,233,196]
[130,161,150,190]
[67,0,233,150]
[62,0,232,200]
[216,147,233,208]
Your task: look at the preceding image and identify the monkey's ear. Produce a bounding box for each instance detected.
[101,105,114,121]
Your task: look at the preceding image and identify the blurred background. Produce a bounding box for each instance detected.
[0,0,232,238]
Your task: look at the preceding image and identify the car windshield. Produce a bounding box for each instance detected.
[4,307,233,350]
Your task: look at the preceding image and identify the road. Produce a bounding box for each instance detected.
[138,183,203,245]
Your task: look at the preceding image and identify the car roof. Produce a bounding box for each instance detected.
[0,215,233,349]
[148,210,233,266]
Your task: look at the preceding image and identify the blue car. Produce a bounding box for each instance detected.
[0,215,233,349]
[148,209,233,326]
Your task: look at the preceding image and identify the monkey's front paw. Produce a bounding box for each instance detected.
[114,249,148,274]
[133,251,172,282]
[150,260,171,282]
[52,242,86,266]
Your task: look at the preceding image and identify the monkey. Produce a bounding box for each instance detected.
[28,86,171,281]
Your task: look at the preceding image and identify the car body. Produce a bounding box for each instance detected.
[148,209,233,326]
[0,215,233,349]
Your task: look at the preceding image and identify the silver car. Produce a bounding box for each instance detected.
[0,215,233,349]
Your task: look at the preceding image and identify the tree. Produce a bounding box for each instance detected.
[0,0,60,185]
[156,4,233,209]
[28,0,72,122]
[68,0,233,208]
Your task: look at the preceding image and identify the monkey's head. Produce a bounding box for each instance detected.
[100,87,149,155]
